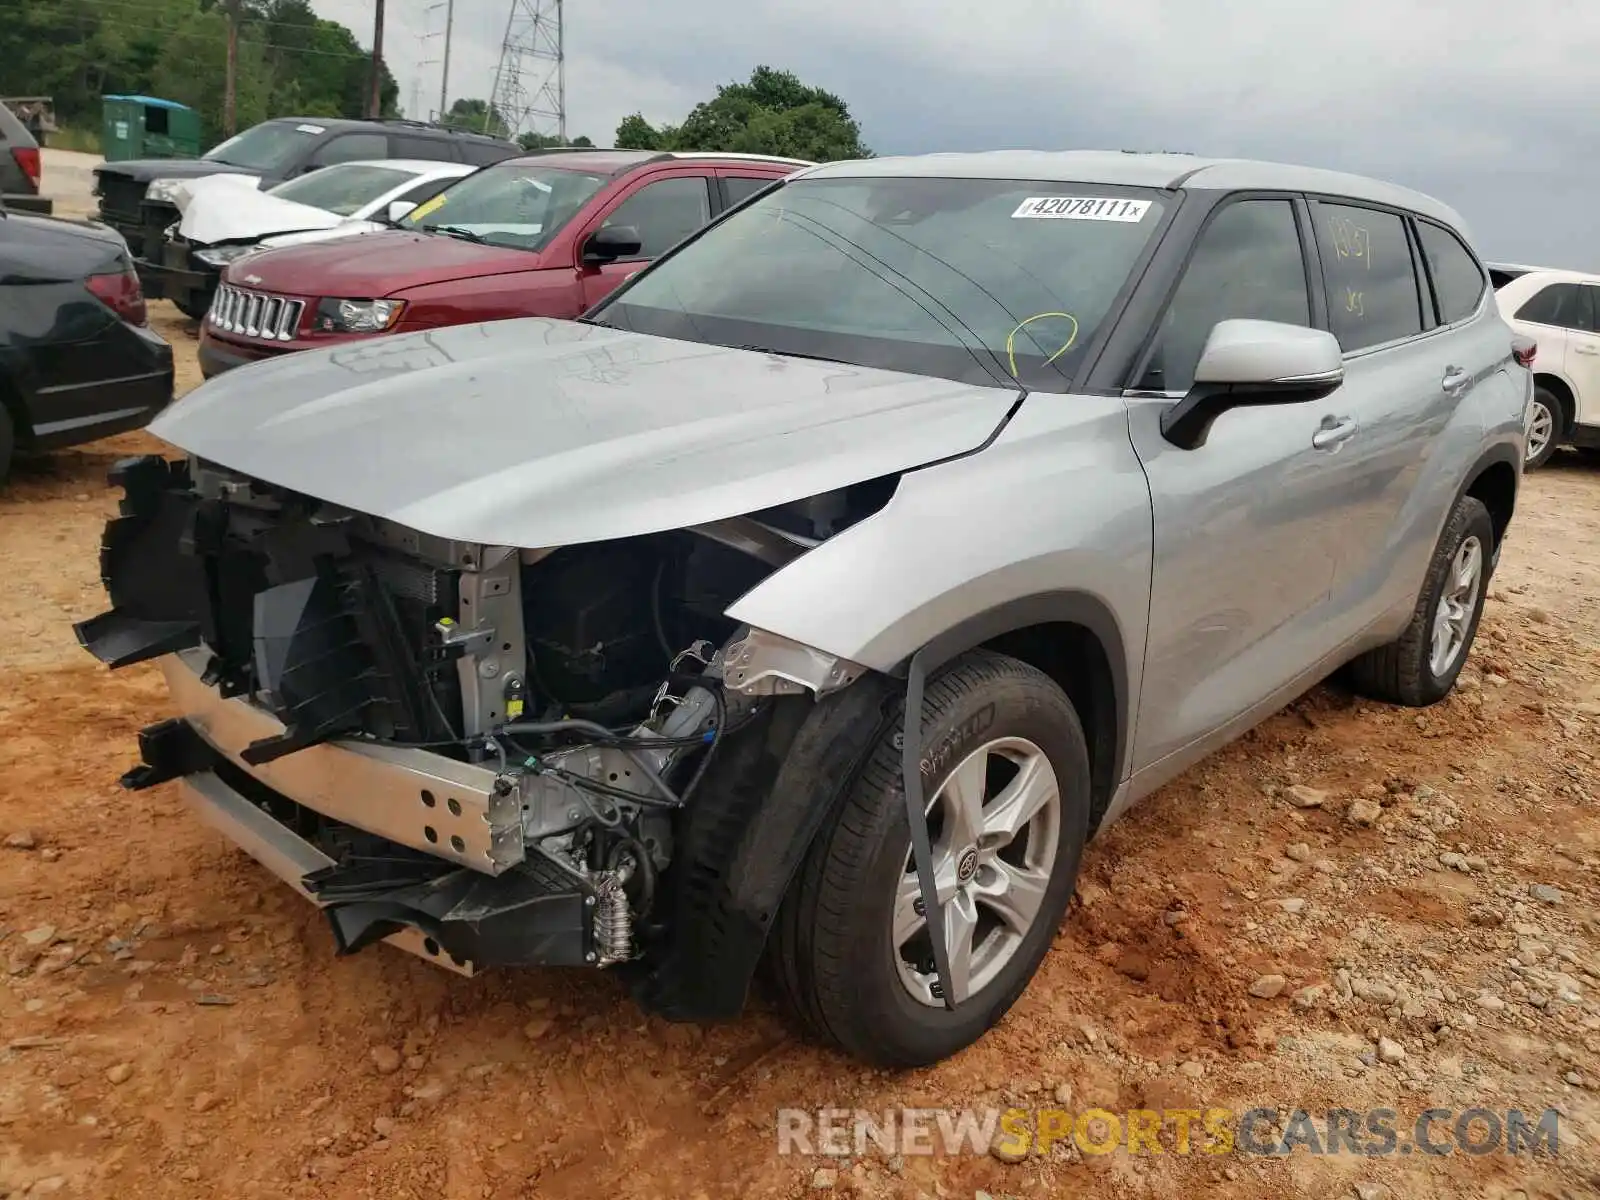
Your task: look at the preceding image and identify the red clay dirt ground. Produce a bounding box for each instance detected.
[1,305,1597,1200]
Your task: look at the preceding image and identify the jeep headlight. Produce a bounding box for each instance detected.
[194,244,257,268]
[313,297,406,334]
[145,178,187,205]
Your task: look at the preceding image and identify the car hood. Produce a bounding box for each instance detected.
[151,318,1019,548]
[224,229,544,296]
[258,221,386,250]
[96,159,264,184]
[177,177,341,245]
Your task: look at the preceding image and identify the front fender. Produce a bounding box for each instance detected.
[725,392,1152,746]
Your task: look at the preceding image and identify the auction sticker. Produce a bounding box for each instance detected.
[1012,197,1150,221]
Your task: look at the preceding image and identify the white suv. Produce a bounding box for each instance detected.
[1495,267,1600,467]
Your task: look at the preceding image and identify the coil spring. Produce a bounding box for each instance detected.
[593,871,633,965]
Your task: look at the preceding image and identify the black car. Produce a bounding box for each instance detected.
[93,117,522,317]
[0,102,49,215]
[0,208,173,482]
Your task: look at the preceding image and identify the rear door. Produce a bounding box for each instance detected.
[573,170,715,309]
[1127,194,1350,770]
[1506,280,1589,406]
[1302,199,1466,640]
[1570,285,1600,427]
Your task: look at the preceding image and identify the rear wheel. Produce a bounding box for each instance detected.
[1346,495,1494,706]
[768,650,1091,1067]
[1524,386,1562,469]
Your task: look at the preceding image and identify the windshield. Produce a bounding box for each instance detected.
[591,176,1169,391]
[267,163,418,216]
[205,120,323,171]
[397,162,608,252]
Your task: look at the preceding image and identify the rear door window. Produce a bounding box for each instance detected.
[1139,198,1311,392]
[722,175,778,208]
[1312,202,1424,351]
[1515,283,1596,332]
[1415,221,1487,325]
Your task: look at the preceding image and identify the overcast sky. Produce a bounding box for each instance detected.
[313,0,1599,270]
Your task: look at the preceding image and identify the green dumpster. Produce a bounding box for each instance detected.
[100,95,202,162]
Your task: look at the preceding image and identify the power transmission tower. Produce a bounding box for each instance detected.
[487,0,565,143]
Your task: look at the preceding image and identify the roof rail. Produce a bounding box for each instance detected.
[371,116,515,141]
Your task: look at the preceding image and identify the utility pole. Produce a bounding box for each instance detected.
[367,0,387,118]
[439,0,455,121]
[222,0,240,136]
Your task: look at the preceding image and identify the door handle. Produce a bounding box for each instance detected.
[1441,366,1471,391]
[1312,416,1358,450]
[1575,345,1600,356]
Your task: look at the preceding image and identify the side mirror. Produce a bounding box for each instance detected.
[1160,319,1344,450]
[386,200,416,224]
[582,224,642,265]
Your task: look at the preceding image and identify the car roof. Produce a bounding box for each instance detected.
[1498,266,1600,287]
[261,116,515,145]
[798,150,1467,231]
[317,159,475,176]
[498,148,814,174]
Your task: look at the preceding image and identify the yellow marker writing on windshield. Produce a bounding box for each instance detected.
[408,194,448,223]
[1006,311,1080,378]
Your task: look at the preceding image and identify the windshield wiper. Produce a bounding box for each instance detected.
[739,344,850,365]
[429,224,488,244]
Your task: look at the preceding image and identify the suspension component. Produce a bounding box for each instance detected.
[592,867,634,965]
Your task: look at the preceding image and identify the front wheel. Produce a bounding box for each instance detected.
[1345,495,1494,706]
[768,650,1091,1067]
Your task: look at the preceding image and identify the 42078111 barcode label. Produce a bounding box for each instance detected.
[1011,197,1151,222]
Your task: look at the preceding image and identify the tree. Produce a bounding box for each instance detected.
[518,131,594,151]
[613,66,869,162]
[614,113,660,151]
[441,98,508,139]
[0,0,394,147]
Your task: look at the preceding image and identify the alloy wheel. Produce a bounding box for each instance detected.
[892,736,1061,1007]
[1429,535,1484,676]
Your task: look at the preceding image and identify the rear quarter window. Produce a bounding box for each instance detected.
[1312,201,1424,352]
[1416,221,1487,325]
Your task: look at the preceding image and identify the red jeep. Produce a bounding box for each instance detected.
[196,149,809,377]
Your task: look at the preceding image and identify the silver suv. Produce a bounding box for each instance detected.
[77,151,1531,1068]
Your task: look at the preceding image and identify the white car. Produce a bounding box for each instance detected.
[1495,266,1600,467]
[151,160,476,317]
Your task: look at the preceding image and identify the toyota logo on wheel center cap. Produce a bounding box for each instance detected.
[956,847,979,882]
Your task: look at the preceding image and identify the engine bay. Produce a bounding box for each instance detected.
[75,454,893,972]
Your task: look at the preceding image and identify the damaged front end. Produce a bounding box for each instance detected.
[75,454,876,986]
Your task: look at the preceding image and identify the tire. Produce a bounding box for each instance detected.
[173,295,209,322]
[1345,495,1494,706]
[0,402,14,486]
[767,649,1091,1067]
[1524,386,1562,470]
